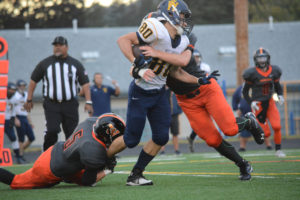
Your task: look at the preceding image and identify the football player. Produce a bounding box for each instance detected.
[0,113,125,189]
[158,33,266,180]
[243,47,286,157]
[107,0,218,186]
[4,82,24,164]
[14,80,35,159]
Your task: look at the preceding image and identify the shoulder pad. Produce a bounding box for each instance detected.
[137,18,162,44]
[271,65,282,79]
[242,67,255,81]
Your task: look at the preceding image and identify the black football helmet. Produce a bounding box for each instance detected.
[93,113,126,147]
[157,0,193,35]
[253,47,270,69]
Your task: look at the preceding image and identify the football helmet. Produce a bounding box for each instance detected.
[93,113,126,146]
[7,82,17,98]
[253,47,270,69]
[157,0,193,35]
[16,79,27,87]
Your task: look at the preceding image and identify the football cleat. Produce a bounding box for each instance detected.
[186,136,194,153]
[244,112,265,144]
[126,168,153,186]
[238,160,253,181]
[275,150,286,158]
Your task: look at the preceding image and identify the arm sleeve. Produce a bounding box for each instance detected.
[31,62,45,83]
[76,61,89,86]
[242,83,252,104]
[232,87,241,111]
[81,168,98,186]
[274,82,283,95]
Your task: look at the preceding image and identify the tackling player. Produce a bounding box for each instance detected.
[0,113,125,189]
[107,0,218,186]
[164,34,265,181]
[243,47,286,157]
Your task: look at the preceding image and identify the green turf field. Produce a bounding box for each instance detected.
[1,149,300,200]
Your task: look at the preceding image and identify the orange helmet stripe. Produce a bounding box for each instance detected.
[259,47,263,54]
[97,113,126,127]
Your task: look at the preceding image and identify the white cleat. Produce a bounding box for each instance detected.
[275,150,286,158]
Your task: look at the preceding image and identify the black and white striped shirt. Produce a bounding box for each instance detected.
[31,55,89,102]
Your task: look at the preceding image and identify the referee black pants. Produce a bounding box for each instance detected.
[43,98,79,151]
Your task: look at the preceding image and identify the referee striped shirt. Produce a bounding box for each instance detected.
[31,55,89,102]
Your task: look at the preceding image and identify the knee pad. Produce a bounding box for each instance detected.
[124,135,140,148]
[205,136,222,148]
[152,134,169,146]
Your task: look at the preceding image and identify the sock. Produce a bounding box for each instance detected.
[0,168,15,185]
[236,117,250,132]
[13,148,20,158]
[275,144,281,151]
[214,140,244,166]
[133,149,155,172]
[190,131,197,140]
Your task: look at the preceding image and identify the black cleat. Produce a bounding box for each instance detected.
[238,160,253,181]
[245,112,265,144]
[126,168,153,186]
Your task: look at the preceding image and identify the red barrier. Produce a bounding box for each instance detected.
[0,37,12,166]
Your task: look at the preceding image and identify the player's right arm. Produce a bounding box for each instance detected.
[117,32,139,63]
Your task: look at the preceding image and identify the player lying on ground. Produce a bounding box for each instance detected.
[0,113,125,189]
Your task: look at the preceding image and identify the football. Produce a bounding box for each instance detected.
[132,44,144,58]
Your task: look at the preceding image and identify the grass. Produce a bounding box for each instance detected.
[1,149,300,200]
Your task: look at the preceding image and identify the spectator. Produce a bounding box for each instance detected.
[232,85,253,152]
[14,79,35,158]
[90,73,120,116]
[24,36,93,151]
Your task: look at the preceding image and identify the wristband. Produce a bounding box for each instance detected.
[27,99,32,103]
[85,101,93,105]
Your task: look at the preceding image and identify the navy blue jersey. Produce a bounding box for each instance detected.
[50,117,107,178]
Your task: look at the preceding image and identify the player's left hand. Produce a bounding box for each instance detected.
[198,70,220,85]
[278,95,284,106]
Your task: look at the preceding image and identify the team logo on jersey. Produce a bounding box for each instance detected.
[168,0,179,11]
[103,88,107,93]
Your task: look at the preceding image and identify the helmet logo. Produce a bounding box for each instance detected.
[168,0,179,11]
[106,123,120,137]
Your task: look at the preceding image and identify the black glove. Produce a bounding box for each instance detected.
[198,70,220,85]
[106,156,117,172]
[9,117,15,128]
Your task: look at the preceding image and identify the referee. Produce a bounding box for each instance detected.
[24,36,93,151]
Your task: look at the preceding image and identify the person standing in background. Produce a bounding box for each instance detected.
[14,79,35,158]
[243,47,285,157]
[4,82,24,164]
[90,73,120,116]
[24,36,93,151]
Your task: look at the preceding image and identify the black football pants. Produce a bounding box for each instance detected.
[43,98,79,151]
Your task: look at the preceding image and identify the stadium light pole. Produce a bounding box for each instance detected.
[234,0,249,86]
